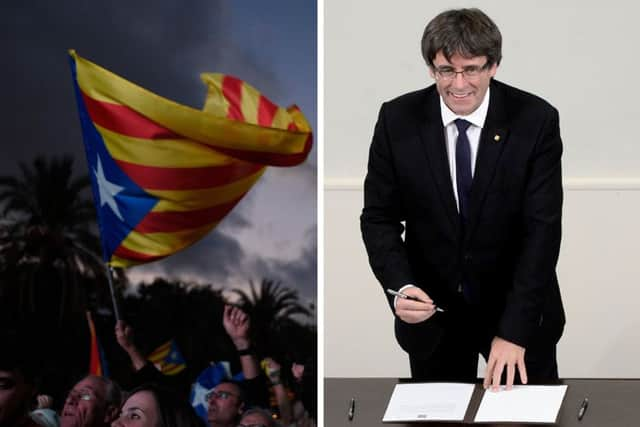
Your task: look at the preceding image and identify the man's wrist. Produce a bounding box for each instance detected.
[236,345,254,356]
[127,347,142,358]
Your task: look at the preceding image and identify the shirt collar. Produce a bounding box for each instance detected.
[440,87,491,129]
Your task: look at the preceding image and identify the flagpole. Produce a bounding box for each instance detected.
[104,263,121,322]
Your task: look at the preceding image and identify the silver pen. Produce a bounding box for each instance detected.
[386,288,445,312]
[577,397,589,420]
[348,397,355,421]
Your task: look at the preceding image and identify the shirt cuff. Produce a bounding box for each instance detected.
[394,284,417,309]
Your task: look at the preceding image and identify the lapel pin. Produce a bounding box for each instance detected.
[493,134,501,142]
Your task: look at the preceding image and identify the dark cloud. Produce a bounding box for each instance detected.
[128,228,246,285]
[244,225,317,302]
[1,0,228,176]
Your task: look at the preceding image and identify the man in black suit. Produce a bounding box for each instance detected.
[361,8,565,390]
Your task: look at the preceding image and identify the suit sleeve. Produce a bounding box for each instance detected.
[360,103,414,311]
[498,107,563,348]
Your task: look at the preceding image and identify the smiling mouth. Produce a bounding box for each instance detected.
[449,92,472,99]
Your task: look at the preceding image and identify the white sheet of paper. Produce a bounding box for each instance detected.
[474,385,568,423]
[382,382,475,422]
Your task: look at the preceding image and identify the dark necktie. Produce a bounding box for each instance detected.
[455,119,472,223]
[454,119,477,303]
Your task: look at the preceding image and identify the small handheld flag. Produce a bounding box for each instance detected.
[147,339,187,376]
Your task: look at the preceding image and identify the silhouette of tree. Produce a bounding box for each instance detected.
[0,155,104,321]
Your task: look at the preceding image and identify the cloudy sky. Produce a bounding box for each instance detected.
[1,2,317,305]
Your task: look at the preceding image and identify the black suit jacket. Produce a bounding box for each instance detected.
[361,79,565,357]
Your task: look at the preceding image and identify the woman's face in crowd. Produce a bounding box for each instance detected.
[111,390,160,427]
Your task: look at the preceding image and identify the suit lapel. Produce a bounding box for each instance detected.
[418,90,459,233]
[466,81,509,241]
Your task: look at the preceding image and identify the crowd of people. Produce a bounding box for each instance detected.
[0,305,316,427]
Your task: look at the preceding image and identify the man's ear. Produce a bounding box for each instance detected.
[237,401,245,415]
[104,404,120,423]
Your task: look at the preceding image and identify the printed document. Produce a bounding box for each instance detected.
[382,382,474,422]
[474,385,568,423]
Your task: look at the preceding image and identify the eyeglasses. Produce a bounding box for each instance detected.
[433,62,490,80]
[67,389,95,401]
[206,389,239,401]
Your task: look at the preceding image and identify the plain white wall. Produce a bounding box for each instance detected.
[324,1,640,378]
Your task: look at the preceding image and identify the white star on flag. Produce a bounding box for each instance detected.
[191,382,212,409]
[93,154,124,221]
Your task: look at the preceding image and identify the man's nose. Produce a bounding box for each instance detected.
[451,72,467,88]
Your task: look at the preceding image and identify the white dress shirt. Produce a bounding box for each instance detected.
[440,87,490,212]
[395,89,491,306]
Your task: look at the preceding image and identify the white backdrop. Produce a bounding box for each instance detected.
[324,0,640,378]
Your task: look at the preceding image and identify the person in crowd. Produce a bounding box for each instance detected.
[115,320,191,398]
[290,358,315,424]
[60,375,121,427]
[114,321,165,383]
[262,358,290,425]
[287,362,315,427]
[111,383,204,427]
[0,341,39,427]
[206,381,245,427]
[221,305,269,409]
[237,408,274,427]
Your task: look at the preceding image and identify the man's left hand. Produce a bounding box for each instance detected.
[483,336,527,391]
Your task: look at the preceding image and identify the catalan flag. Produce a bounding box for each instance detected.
[86,311,109,377]
[147,339,187,376]
[68,51,312,267]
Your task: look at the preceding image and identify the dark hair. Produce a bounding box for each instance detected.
[239,407,275,427]
[421,8,502,68]
[124,383,206,427]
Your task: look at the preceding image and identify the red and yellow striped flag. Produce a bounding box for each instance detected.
[69,51,312,267]
[147,339,186,376]
[86,311,104,376]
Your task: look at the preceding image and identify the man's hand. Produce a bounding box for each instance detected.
[223,304,250,350]
[394,287,437,323]
[292,363,305,382]
[36,394,53,409]
[115,320,147,370]
[114,320,136,353]
[263,357,282,385]
[483,336,527,391]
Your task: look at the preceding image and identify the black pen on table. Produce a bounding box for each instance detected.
[386,288,445,312]
[348,397,355,421]
[577,397,589,420]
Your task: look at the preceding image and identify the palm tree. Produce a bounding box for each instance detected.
[233,279,313,359]
[0,155,104,321]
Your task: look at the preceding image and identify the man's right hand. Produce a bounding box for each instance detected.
[223,304,251,350]
[394,287,437,323]
[115,320,136,353]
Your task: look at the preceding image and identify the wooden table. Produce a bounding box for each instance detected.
[325,378,640,426]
